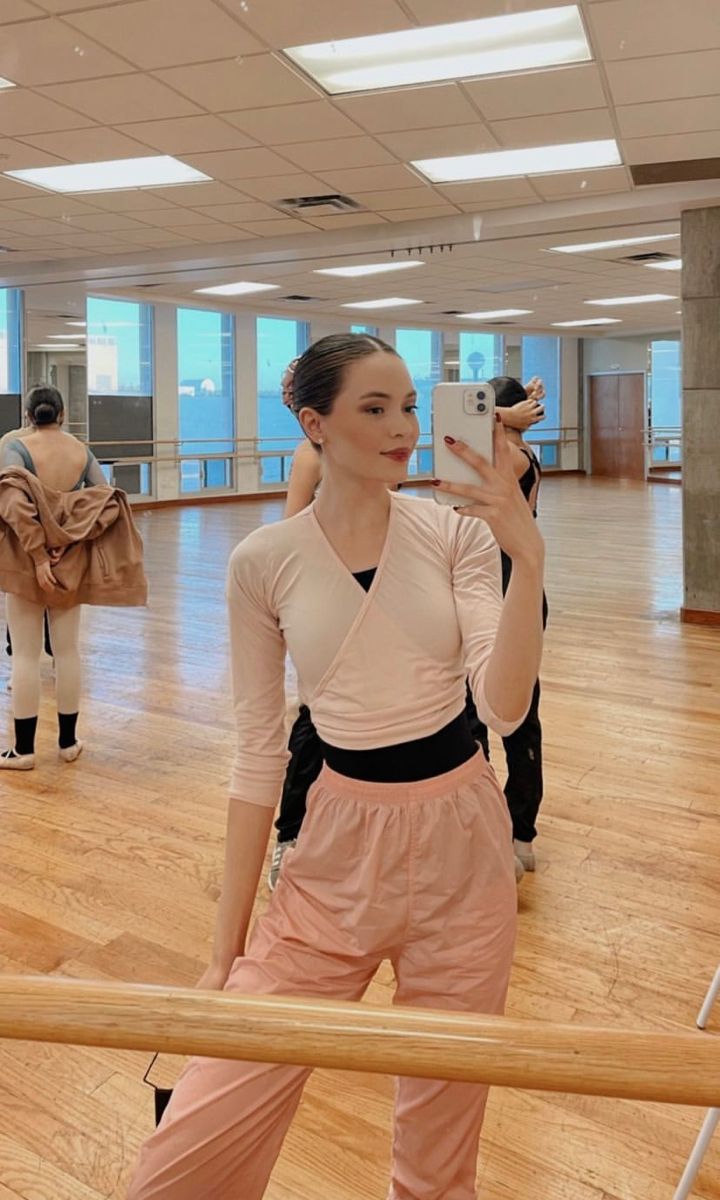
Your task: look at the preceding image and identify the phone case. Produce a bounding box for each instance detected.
[431,382,495,505]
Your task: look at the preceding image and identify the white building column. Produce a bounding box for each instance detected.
[235,313,260,494]
[152,303,179,502]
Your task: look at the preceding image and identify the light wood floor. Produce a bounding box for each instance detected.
[0,477,718,1200]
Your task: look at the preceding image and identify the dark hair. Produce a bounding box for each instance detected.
[26,385,64,427]
[488,376,527,409]
[291,333,399,421]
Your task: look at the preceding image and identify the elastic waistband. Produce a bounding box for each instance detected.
[316,748,490,804]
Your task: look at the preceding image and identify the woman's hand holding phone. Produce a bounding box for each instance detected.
[432,419,545,567]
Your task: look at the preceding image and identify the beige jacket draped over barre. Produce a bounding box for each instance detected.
[0,465,147,608]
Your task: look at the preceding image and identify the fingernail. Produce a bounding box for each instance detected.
[443,435,456,445]
[431,479,441,486]
[495,413,501,423]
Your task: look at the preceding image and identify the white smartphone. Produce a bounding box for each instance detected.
[431,382,495,505]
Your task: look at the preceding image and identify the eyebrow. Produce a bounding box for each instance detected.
[358,390,418,401]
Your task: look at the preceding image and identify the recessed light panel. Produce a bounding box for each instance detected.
[285,7,590,94]
[552,318,622,327]
[585,294,676,306]
[342,298,423,309]
[315,262,425,278]
[413,139,621,184]
[194,282,280,296]
[0,78,15,90]
[646,258,682,271]
[460,309,532,320]
[5,155,211,194]
[548,233,678,254]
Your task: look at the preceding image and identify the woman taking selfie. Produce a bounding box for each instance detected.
[129,333,545,1200]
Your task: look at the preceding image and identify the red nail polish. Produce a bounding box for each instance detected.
[444,435,456,445]
[495,413,501,423]
[431,479,441,486]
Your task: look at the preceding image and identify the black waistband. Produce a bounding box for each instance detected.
[320,708,477,784]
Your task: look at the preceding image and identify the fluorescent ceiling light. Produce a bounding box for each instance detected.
[284,7,590,94]
[342,297,423,309]
[460,309,532,320]
[315,261,425,278]
[413,139,621,184]
[5,155,211,194]
[548,233,678,254]
[35,343,81,350]
[194,281,280,296]
[646,258,682,271]
[0,77,15,90]
[66,321,86,327]
[48,333,86,339]
[552,318,622,327]
[586,294,676,306]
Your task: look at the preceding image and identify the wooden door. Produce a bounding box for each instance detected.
[589,374,646,480]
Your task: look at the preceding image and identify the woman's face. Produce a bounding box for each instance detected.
[300,352,420,485]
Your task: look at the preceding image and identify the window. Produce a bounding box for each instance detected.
[649,339,682,462]
[178,307,235,493]
[87,297,152,396]
[458,331,504,385]
[0,289,21,396]
[395,328,443,477]
[351,323,380,336]
[257,317,310,483]
[520,335,560,442]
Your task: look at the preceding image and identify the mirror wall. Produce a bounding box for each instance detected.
[23,283,88,440]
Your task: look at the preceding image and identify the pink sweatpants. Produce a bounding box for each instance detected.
[128,752,517,1200]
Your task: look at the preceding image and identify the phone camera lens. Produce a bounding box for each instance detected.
[476,401,486,413]
[476,390,485,400]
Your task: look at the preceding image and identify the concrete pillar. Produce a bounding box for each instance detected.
[681,206,720,623]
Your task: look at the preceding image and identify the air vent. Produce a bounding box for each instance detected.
[440,309,466,315]
[281,294,316,301]
[631,157,720,186]
[620,251,677,263]
[485,320,516,326]
[278,193,362,217]
[136,283,163,288]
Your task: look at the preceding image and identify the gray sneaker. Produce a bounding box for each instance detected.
[268,838,297,892]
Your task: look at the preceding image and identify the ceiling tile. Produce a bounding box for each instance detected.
[404,0,563,20]
[490,109,616,149]
[380,204,460,222]
[66,0,263,68]
[19,126,152,161]
[606,50,720,106]
[589,0,720,60]
[178,222,250,242]
[302,212,390,229]
[0,176,61,201]
[376,123,497,160]
[351,186,452,210]
[129,207,215,227]
[1,194,101,217]
[0,17,133,86]
[316,164,427,193]
[116,227,199,245]
[62,212,146,232]
[116,116,257,154]
[223,101,363,145]
[145,181,249,206]
[0,2,46,20]
[0,89,95,135]
[623,129,720,165]
[190,201,283,221]
[456,198,541,213]
[335,84,479,134]
[154,55,319,113]
[181,146,296,179]
[84,189,180,211]
[434,178,537,203]
[222,0,411,48]
[238,172,329,200]
[278,137,395,172]
[0,216,75,235]
[531,166,632,198]
[239,217,314,236]
[465,64,607,122]
[616,97,720,140]
[40,75,202,123]
[32,1,130,12]
[0,137,64,168]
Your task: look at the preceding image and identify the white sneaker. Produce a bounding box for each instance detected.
[514,855,525,883]
[59,740,83,763]
[268,838,296,892]
[514,840,536,872]
[0,748,35,770]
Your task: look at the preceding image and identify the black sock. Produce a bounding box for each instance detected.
[58,712,78,750]
[14,716,38,756]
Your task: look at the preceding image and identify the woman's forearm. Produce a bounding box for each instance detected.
[210,799,275,970]
[483,551,545,725]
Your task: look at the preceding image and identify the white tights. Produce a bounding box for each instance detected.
[6,594,82,719]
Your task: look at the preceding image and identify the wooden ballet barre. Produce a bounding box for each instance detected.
[0,976,717,1107]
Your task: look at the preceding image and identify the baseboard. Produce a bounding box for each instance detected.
[680,607,720,626]
[132,490,287,511]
